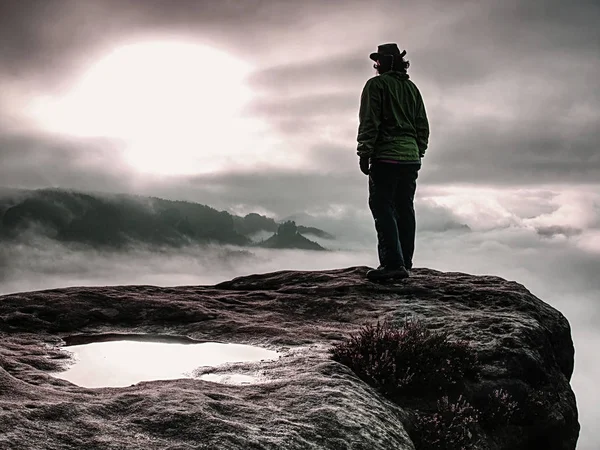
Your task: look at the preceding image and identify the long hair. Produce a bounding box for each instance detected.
[376,53,410,74]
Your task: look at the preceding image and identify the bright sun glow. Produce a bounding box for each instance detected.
[29,41,284,175]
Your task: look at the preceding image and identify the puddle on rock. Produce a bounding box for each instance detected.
[198,373,258,384]
[50,336,279,388]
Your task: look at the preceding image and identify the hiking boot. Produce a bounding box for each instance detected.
[366,266,410,281]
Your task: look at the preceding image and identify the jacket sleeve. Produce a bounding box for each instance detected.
[357,79,382,158]
[415,91,430,157]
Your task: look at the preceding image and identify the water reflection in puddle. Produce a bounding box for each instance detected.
[199,373,257,384]
[50,339,279,388]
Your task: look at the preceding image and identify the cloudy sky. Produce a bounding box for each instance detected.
[1,0,599,448]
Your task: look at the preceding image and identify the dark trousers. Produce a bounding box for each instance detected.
[368,162,420,270]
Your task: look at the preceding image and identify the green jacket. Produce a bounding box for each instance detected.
[357,71,429,161]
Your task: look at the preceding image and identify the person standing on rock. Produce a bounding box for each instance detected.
[357,43,429,281]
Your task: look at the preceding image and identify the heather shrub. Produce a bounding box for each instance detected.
[508,388,548,425]
[330,319,478,399]
[414,395,480,450]
[478,388,519,429]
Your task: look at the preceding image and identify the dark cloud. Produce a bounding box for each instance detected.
[489,0,600,55]
[416,202,471,232]
[247,55,368,93]
[247,91,359,120]
[0,132,134,191]
[159,169,369,218]
[245,95,359,140]
[0,0,361,84]
[420,110,600,185]
[536,226,583,238]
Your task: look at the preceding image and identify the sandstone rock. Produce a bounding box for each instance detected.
[0,267,579,449]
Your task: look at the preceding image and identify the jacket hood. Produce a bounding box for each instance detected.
[384,71,410,81]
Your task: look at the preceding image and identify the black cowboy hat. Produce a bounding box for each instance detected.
[369,43,407,61]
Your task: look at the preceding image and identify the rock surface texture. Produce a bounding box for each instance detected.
[0,267,579,449]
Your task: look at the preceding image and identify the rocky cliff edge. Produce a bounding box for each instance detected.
[0,267,579,449]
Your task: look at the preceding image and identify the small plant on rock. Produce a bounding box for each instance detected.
[479,388,519,429]
[414,395,480,450]
[330,319,478,399]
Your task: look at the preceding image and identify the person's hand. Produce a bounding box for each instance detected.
[359,157,370,175]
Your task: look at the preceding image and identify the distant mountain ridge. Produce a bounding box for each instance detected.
[0,188,332,250]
